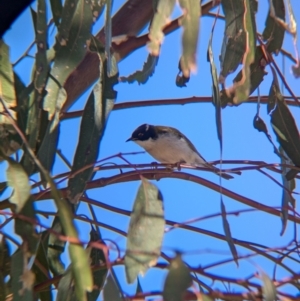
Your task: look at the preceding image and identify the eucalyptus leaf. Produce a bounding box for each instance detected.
[162,254,192,301]
[6,157,30,212]
[50,0,63,27]
[125,178,165,283]
[261,272,277,301]
[263,0,285,53]
[148,0,176,55]
[44,0,93,119]
[0,40,17,123]
[103,273,122,301]
[221,200,239,266]
[119,54,158,85]
[178,0,200,77]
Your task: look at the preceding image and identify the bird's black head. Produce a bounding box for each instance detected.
[126,124,158,142]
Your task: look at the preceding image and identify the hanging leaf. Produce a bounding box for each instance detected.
[162,254,192,301]
[219,0,256,81]
[125,178,165,284]
[6,157,31,212]
[178,0,200,77]
[261,272,277,301]
[221,200,239,266]
[56,265,77,301]
[231,0,256,104]
[105,0,112,74]
[32,231,53,301]
[262,0,285,53]
[148,0,176,56]
[34,0,48,94]
[37,121,60,185]
[43,0,93,119]
[119,54,158,85]
[267,68,300,180]
[220,46,267,107]
[0,40,17,123]
[15,197,39,255]
[47,217,65,276]
[67,56,118,204]
[279,147,296,236]
[91,0,106,23]
[207,23,222,151]
[0,237,10,301]
[103,273,122,301]
[50,0,63,27]
[11,248,35,301]
[87,228,108,301]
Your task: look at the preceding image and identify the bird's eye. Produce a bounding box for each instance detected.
[138,133,143,137]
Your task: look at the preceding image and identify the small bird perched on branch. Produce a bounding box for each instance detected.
[126,123,236,180]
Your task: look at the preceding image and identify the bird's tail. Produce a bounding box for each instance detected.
[202,162,241,180]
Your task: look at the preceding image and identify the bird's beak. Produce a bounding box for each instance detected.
[126,137,132,142]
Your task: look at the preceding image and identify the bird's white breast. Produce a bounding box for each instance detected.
[135,135,206,165]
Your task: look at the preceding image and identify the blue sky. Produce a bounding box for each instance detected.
[2,0,300,298]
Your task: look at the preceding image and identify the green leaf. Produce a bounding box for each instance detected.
[178,0,200,77]
[47,217,65,276]
[267,68,300,180]
[221,200,239,266]
[32,231,53,301]
[148,0,176,55]
[0,237,10,278]
[220,0,256,80]
[11,248,35,301]
[87,228,108,301]
[67,57,118,204]
[6,157,30,212]
[261,272,277,301]
[50,87,67,132]
[119,54,158,85]
[37,121,60,185]
[105,0,112,73]
[56,265,77,301]
[43,0,93,119]
[231,0,256,104]
[0,40,17,123]
[263,0,285,53]
[162,254,192,301]
[35,0,48,94]
[220,46,267,107]
[91,0,106,23]
[103,273,122,301]
[15,197,39,255]
[207,25,222,151]
[50,0,63,26]
[279,147,296,236]
[125,178,165,283]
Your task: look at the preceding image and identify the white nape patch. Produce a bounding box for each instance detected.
[135,134,206,165]
[145,124,149,131]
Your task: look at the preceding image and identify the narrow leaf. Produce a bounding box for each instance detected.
[105,0,112,74]
[0,40,17,123]
[32,231,53,301]
[220,0,256,80]
[67,57,118,204]
[15,197,39,254]
[263,0,285,53]
[91,0,106,23]
[56,265,77,301]
[119,54,158,85]
[50,0,63,27]
[178,0,200,77]
[267,68,300,180]
[35,0,48,94]
[232,0,256,104]
[11,248,35,301]
[6,157,30,212]
[207,24,222,150]
[261,272,277,301]
[44,0,93,119]
[47,217,65,276]
[221,200,239,266]
[162,254,192,301]
[148,0,176,55]
[87,228,108,301]
[220,46,267,107]
[0,237,10,278]
[125,178,165,283]
[103,273,122,301]
[279,147,296,236]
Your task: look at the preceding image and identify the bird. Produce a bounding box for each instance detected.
[126,124,235,180]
